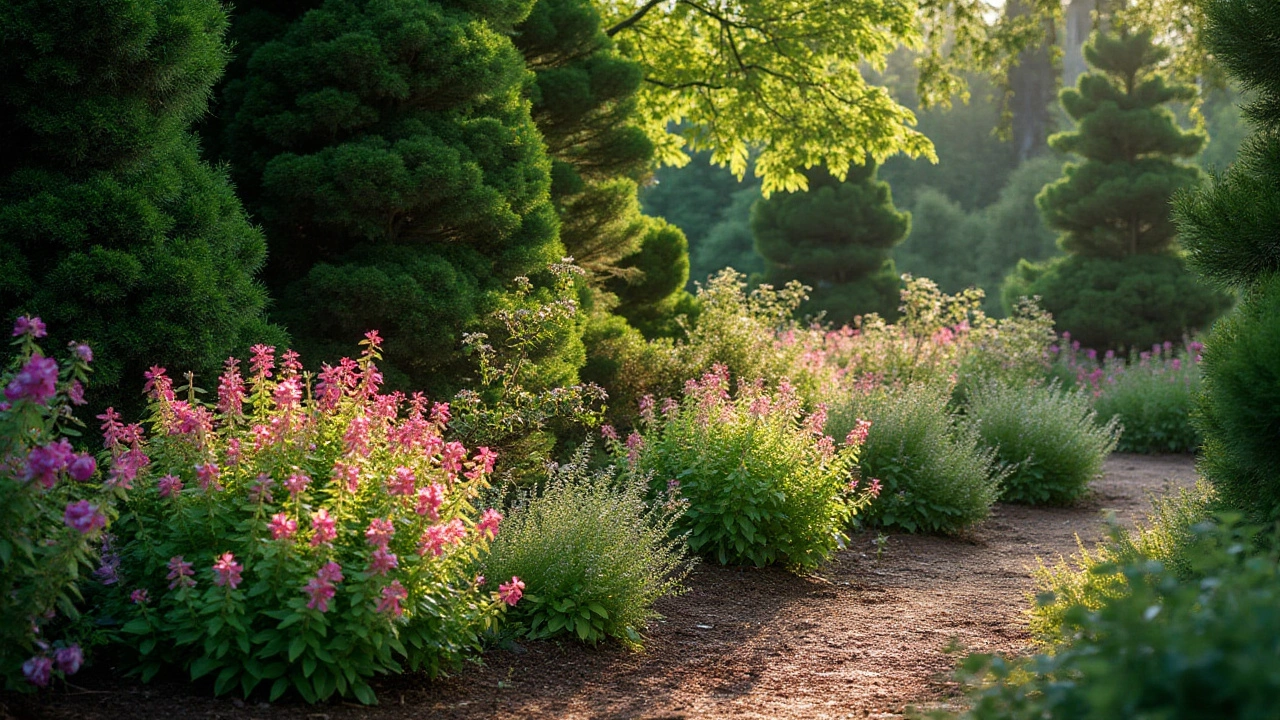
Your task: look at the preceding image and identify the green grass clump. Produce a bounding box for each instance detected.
[484,447,694,648]
[966,381,1120,505]
[1093,357,1201,453]
[827,382,1003,534]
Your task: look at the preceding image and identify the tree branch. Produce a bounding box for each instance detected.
[607,0,666,37]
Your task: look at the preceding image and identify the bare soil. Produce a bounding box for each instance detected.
[3,454,1197,720]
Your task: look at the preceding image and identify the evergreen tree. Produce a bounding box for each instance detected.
[217,0,581,394]
[0,0,281,413]
[1174,0,1280,523]
[1005,27,1230,348]
[751,163,910,323]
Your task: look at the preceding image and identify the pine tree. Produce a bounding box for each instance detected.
[751,163,909,323]
[1004,27,1230,349]
[0,0,282,413]
[217,0,581,394]
[1173,0,1280,523]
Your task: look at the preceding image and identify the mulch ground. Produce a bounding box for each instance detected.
[2,454,1198,720]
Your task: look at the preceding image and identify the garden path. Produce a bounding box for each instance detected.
[5,454,1197,720]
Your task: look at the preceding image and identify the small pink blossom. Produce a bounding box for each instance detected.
[318,561,344,584]
[71,342,92,363]
[416,483,445,520]
[195,462,221,492]
[63,501,106,535]
[661,397,679,416]
[212,553,243,589]
[869,478,882,497]
[66,453,95,482]
[377,580,408,617]
[466,446,498,480]
[368,547,398,576]
[303,562,344,612]
[22,656,52,687]
[130,589,150,605]
[600,424,619,441]
[476,508,502,540]
[12,315,47,338]
[804,404,829,435]
[498,577,525,606]
[249,344,275,378]
[387,466,416,496]
[25,439,73,488]
[167,556,195,589]
[441,442,467,475]
[273,376,302,411]
[284,472,311,498]
[157,474,183,498]
[332,461,360,492]
[54,645,82,675]
[280,349,303,376]
[143,366,175,403]
[5,354,58,405]
[418,519,465,557]
[310,508,337,547]
[365,518,395,548]
[844,419,872,448]
[430,402,451,427]
[67,380,86,406]
[269,513,298,540]
[343,415,370,457]
[217,358,245,416]
[625,432,644,464]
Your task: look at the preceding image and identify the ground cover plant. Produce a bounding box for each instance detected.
[965,380,1120,505]
[483,443,693,648]
[621,366,876,571]
[826,382,1002,534]
[1,317,102,690]
[102,336,522,704]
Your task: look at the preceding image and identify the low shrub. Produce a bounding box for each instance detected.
[483,444,693,648]
[1,316,103,690]
[966,381,1120,505]
[104,337,521,704]
[960,518,1280,720]
[621,366,876,571]
[826,382,1002,534]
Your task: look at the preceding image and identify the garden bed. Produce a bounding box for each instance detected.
[4,454,1196,720]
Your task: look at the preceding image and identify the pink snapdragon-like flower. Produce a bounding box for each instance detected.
[67,453,95,482]
[497,577,525,606]
[71,342,92,363]
[217,358,245,416]
[225,437,242,466]
[368,547,398,576]
[416,483,445,520]
[868,478,882,497]
[303,562,344,612]
[600,424,619,441]
[333,461,360,492]
[249,344,275,379]
[310,508,337,547]
[63,501,106,535]
[22,656,52,687]
[130,589,150,605]
[167,556,195,589]
[638,394,656,422]
[284,472,311,498]
[365,518,395,548]
[465,446,498,480]
[195,462,221,492]
[143,366,175,403]
[5,354,58,405]
[343,415,370,457]
[157,474,183,498]
[747,394,771,418]
[107,447,148,490]
[625,433,644,464]
[269,513,298,540]
[387,466,416,496]
[377,580,408,617]
[25,439,73,489]
[844,419,872,448]
[68,380,86,406]
[54,645,82,675]
[430,401,451,427]
[280,349,303,376]
[804,404,829,435]
[212,553,243,589]
[661,397,679,416]
[273,377,302,411]
[476,508,502,540]
[418,519,465,557]
[12,315,47,339]
[441,442,467,476]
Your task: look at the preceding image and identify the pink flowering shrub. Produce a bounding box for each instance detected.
[616,365,877,571]
[105,336,519,704]
[0,317,102,690]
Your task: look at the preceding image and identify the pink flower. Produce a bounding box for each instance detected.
[249,344,275,378]
[377,580,408,617]
[303,563,343,612]
[22,656,52,687]
[280,349,303,376]
[430,402,451,427]
[273,377,302,411]
[625,433,644,464]
[332,461,360,492]
[748,395,771,418]
[54,645,82,675]
[343,415,370,457]
[869,478,882,497]
[365,518,395,548]
[467,446,498,480]
[12,315,47,339]
[195,462,221,492]
[844,419,872,448]
[248,473,274,504]
[217,358,245,416]
[143,366,175,403]
[441,442,467,475]
[5,354,58,405]
[638,394,656,421]
[167,556,195,589]
[310,508,337,547]
[284,472,311,498]
[804,404,829,435]
[212,553,243,589]
[368,548,398,576]
[107,447,149,490]
[63,501,106,535]
[418,519,465,557]
[157,474,183,498]
[415,483,445,520]
[68,380,86,406]
[600,424,619,441]
[26,439,73,488]
[661,397,679,416]
[225,438,242,466]
[269,513,298,540]
[130,589,150,605]
[498,577,525,606]
[318,561,344,584]
[387,466,416,496]
[71,343,92,363]
[476,508,502,540]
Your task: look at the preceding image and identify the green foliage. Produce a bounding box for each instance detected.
[1002,253,1231,350]
[893,188,987,295]
[218,0,578,396]
[0,0,281,414]
[1090,349,1203,454]
[1039,28,1206,259]
[753,163,910,323]
[623,368,873,571]
[965,380,1119,505]
[960,519,1280,720]
[609,220,693,338]
[826,383,1002,535]
[483,444,692,648]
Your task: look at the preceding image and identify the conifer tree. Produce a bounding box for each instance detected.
[1004,27,1230,349]
[217,0,581,393]
[0,0,281,412]
[1174,0,1280,523]
[751,163,909,322]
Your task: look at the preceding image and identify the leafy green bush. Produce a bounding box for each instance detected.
[1081,343,1204,454]
[623,367,874,571]
[965,381,1119,505]
[826,382,1002,534]
[961,518,1280,720]
[483,444,693,648]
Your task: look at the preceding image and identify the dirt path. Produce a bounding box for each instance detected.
[4,454,1197,720]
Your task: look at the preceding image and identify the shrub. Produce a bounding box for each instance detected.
[621,366,875,571]
[960,519,1280,720]
[965,380,1119,505]
[104,337,521,704]
[0,317,103,690]
[483,444,693,648]
[826,382,1002,534]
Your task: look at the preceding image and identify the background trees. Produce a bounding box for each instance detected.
[0,0,281,413]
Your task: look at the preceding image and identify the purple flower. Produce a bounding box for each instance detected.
[67,453,96,482]
[5,354,59,405]
[12,315,47,339]
[54,645,82,675]
[63,501,106,535]
[195,462,221,492]
[26,439,74,489]
[157,474,183,498]
[71,343,93,363]
[67,380,86,406]
[212,553,243,589]
[167,556,195,590]
[130,589,150,605]
[22,656,52,687]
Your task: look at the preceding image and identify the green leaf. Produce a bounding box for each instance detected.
[288,636,306,662]
[190,656,220,680]
[214,666,238,696]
